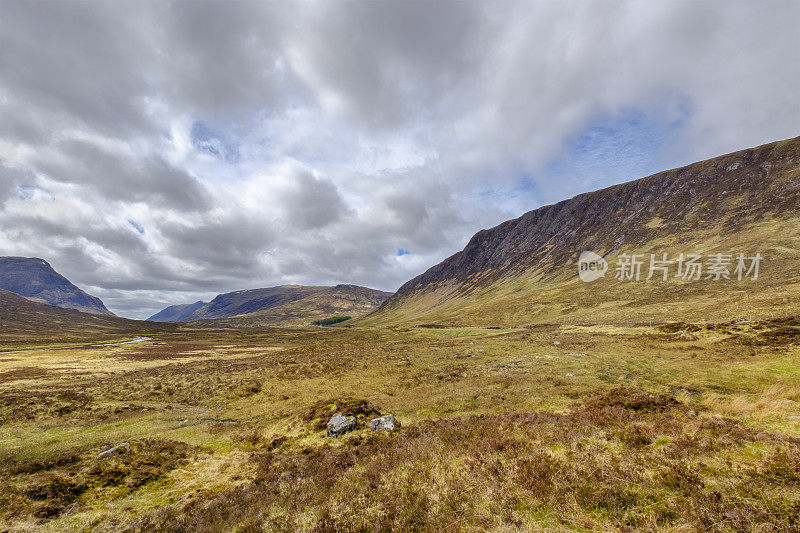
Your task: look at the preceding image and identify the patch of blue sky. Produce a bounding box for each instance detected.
[16,184,53,202]
[127,219,145,235]
[16,184,38,200]
[190,120,240,162]
[518,99,692,206]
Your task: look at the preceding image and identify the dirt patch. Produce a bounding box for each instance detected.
[581,387,683,413]
[658,322,703,333]
[756,326,800,346]
[0,366,53,383]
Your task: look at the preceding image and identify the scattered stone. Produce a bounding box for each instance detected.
[327,413,356,438]
[567,352,588,357]
[369,414,400,432]
[98,442,130,458]
[179,419,190,427]
[565,373,573,377]
[553,341,561,345]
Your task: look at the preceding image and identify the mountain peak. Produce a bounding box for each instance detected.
[0,256,113,316]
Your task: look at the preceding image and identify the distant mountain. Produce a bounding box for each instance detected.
[367,136,800,326]
[147,301,206,322]
[150,284,392,326]
[0,257,113,315]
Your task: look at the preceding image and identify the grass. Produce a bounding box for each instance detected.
[362,215,800,329]
[0,320,798,531]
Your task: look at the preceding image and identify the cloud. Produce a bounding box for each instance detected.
[30,138,211,211]
[0,163,33,206]
[0,0,798,318]
[278,170,349,230]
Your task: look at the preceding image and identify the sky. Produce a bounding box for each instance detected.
[0,0,798,319]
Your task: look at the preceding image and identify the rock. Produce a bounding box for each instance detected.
[327,413,356,438]
[567,352,587,357]
[98,442,130,458]
[553,341,561,345]
[369,414,400,432]
[565,373,574,377]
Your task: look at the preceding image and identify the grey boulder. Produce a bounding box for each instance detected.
[327,413,356,437]
[369,414,400,432]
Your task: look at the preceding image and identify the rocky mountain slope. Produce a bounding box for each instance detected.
[366,136,800,326]
[147,301,206,322]
[0,257,113,315]
[0,289,171,348]
[150,284,392,326]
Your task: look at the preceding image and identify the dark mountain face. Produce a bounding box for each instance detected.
[147,301,206,322]
[371,136,800,325]
[0,257,113,315]
[149,284,393,326]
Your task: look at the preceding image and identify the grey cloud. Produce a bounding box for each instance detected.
[280,171,348,230]
[1,212,147,256]
[0,0,798,317]
[161,215,276,272]
[286,0,488,129]
[0,2,161,140]
[31,139,210,211]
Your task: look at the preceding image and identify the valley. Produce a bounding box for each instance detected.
[1,136,800,531]
[0,320,798,531]
[3,2,799,531]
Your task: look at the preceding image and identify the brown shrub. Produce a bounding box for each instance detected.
[302,397,381,430]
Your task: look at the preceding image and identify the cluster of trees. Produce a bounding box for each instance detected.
[311,315,352,326]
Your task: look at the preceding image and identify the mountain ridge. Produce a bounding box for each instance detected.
[367,135,800,326]
[150,284,393,326]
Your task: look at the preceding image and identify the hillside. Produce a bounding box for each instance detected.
[151,284,392,326]
[366,136,800,326]
[0,289,172,349]
[147,301,206,322]
[0,257,113,315]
